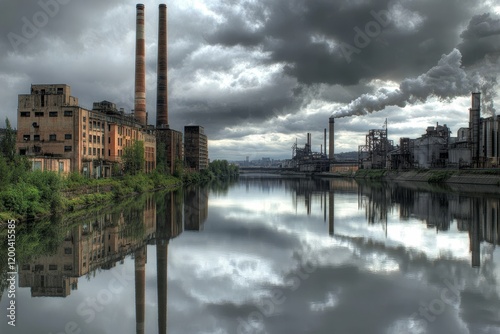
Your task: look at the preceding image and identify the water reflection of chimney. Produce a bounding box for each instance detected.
[135,246,147,334]
[470,198,481,268]
[157,239,168,334]
[328,190,334,236]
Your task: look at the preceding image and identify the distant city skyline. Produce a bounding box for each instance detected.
[0,0,499,160]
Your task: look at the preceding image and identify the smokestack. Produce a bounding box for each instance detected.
[134,4,147,126]
[324,128,327,156]
[156,4,168,128]
[470,92,481,167]
[329,117,335,161]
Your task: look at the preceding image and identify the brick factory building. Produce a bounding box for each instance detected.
[16,84,156,177]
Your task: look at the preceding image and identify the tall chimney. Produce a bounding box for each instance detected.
[329,117,335,161]
[324,128,327,156]
[156,4,168,128]
[134,4,147,126]
[470,92,481,167]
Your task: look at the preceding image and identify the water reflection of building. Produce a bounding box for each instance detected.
[19,194,157,297]
[355,181,500,267]
[184,186,209,231]
[18,188,199,333]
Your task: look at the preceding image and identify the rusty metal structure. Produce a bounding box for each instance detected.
[358,119,393,169]
[291,132,329,172]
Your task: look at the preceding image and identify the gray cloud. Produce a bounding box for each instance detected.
[0,0,499,158]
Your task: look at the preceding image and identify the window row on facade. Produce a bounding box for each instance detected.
[20,110,74,117]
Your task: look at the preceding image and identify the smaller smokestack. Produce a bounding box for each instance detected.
[324,128,327,157]
[156,4,168,128]
[329,117,335,161]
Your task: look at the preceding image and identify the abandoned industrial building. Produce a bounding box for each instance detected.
[14,4,208,177]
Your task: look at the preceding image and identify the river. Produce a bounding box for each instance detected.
[1,175,499,334]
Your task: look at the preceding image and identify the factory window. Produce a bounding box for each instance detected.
[20,112,30,117]
[97,122,100,129]
[108,124,111,131]
[23,135,30,141]
[93,121,96,129]
[49,111,58,117]
[83,132,86,138]
[101,123,104,130]
[93,148,96,155]
[83,125,86,130]
[22,264,30,271]
[57,87,63,94]
[59,162,64,172]
[65,134,72,140]
[64,248,72,254]
[63,265,73,271]
[35,112,44,117]
[93,135,96,143]
[49,265,57,271]
[33,135,40,141]
[102,148,104,155]
[64,110,73,117]
[64,146,72,152]
[97,136,100,144]
[108,149,111,156]
[49,134,56,141]
[41,95,45,107]
[83,147,86,155]
[108,137,110,144]
[34,265,44,271]
[102,135,104,143]
[19,149,26,155]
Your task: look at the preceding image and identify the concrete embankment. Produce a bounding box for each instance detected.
[357,170,500,187]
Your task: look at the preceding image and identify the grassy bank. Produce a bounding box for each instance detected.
[0,171,182,220]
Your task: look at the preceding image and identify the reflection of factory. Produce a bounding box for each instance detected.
[19,193,158,297]
[18,187,208,332]
[18,187,208,295]
[184,186,209,231]
[356,181,500,267]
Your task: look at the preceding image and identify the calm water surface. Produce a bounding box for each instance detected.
[1,176,499,334]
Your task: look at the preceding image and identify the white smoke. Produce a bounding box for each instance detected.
[332,49,498,118]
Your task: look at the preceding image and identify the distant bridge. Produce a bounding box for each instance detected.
[239,166,290,174]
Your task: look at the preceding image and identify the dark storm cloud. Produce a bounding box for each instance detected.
[206,0,481,86]
[0,0,125,55]
[458,12,500,66]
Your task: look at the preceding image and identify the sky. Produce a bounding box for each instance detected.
[0,0,500,160]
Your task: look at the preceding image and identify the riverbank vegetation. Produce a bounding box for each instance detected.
[0,118,239,220]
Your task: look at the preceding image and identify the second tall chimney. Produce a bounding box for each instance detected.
[134,4,147,126]
[329,117,335,161]
[156,4,168,128]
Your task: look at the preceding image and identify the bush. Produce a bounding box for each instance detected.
[0,183,44,217]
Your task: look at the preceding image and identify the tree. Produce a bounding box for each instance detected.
[156,141,166,174]
[0,118,16,162]
[122,140,145,175]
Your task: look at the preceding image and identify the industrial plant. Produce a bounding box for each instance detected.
[355,92,500,170]
[14,4,208,177]
[283,92,499,174]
